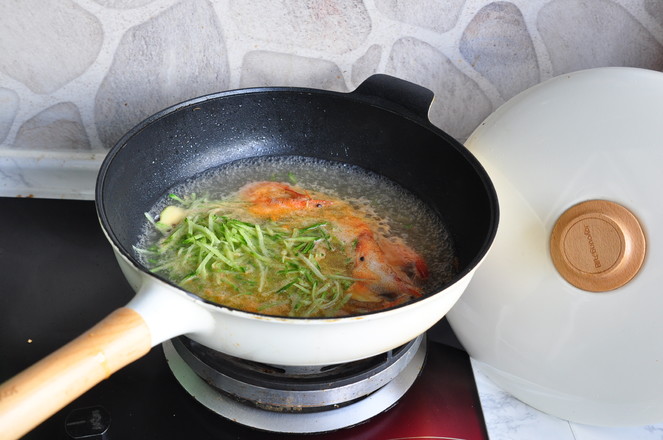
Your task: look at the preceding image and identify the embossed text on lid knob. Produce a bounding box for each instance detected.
[550,200,646,292]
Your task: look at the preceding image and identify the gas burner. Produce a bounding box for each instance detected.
[172,335,423,412]
[163,335,426,434]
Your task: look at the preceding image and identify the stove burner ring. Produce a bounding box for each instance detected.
[171,335,423,413]
[163,336,427,434]
[172,336,423,413]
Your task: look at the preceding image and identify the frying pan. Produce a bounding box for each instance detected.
[0,74,498,439]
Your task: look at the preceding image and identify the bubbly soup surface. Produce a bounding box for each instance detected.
[139,156,456,317]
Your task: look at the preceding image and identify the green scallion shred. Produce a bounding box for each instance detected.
[169,194,185,203]
[145,195,361,317]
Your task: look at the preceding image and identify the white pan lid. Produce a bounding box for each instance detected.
[446,67,663,427]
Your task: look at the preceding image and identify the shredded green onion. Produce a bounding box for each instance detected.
[144,194,353,317]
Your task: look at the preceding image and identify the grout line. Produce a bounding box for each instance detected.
[568,421,579,440]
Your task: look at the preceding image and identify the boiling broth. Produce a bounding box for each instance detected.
[138,156,456,317]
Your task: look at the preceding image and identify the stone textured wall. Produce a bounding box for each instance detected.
[1,0,662,153]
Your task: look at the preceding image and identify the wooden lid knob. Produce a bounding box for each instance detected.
[550,200,646,292]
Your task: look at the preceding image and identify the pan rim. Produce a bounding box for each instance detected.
[95,82,499,322]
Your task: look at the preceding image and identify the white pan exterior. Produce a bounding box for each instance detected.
[110,239,476,366]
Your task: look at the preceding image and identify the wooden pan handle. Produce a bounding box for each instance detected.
[0,307,151,440]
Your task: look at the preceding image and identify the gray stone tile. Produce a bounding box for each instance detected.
[0,88,19,144]
[352,44,383,86]
[385,37,492,142]
[229,0,371,54]
[0,0,102,94]
[13,102,90,151]
[240,51,347,91]
[460,1,539,100]
[538,0,663,74]
[644,0,663,25]
[94,0,230,148]
[92,0,157,8]
[374,0,465,33]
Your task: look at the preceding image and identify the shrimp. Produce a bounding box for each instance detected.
[343,229,428,311]
[239,181,333,220]
[330,212,428,309]
[238,181,429,312]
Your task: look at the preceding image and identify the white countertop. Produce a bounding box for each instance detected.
[0,151,102,200]
[473,362,663,440]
